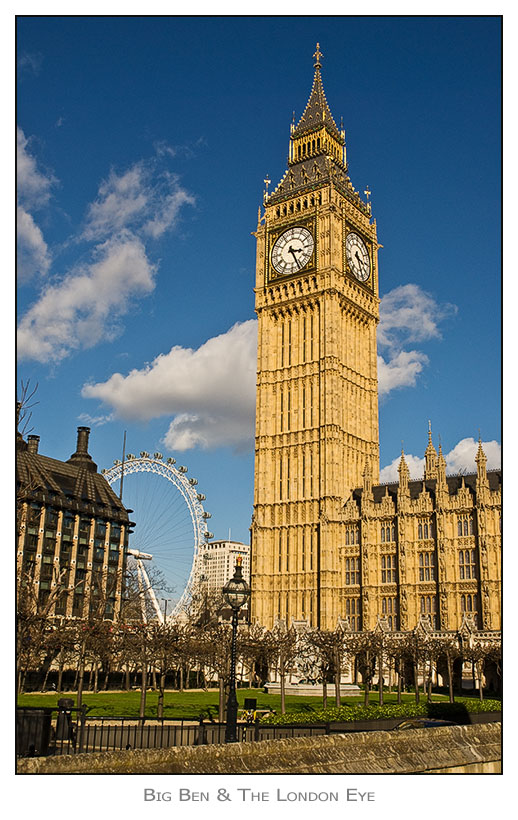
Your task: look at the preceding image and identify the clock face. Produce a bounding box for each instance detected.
[346,232,370,282]
[271,226,314,275]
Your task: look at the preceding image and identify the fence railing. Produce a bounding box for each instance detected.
[16,707,501,758]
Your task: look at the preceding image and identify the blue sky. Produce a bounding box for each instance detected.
[17,15,501,554]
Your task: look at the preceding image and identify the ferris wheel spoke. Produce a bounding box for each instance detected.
[102,456,208,617]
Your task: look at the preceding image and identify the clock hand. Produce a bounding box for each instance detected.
[288,246,303,268]
[355,251,366,269]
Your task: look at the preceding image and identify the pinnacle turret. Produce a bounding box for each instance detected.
[424,421,438,480]
[398,447,410,491]
[476,435,489,490]
[437,442,447,492]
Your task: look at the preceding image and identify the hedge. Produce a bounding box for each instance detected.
[259,697,502,725]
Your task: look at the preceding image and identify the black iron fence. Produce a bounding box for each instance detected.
[16,706,501,758]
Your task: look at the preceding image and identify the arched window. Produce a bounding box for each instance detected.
[418,523,423,539]
[458,520,463,536]
[424,523,429,539]
[381,526,385,543]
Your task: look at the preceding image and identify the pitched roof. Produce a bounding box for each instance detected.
[352,470,501,507]
[17,437,129,519]
[292,47,342,141]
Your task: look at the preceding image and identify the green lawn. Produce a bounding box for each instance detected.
[17,687,450,719]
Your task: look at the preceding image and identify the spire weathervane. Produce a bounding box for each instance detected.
[313,42,323,69]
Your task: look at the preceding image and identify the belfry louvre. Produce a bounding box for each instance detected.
[249,46,501,634]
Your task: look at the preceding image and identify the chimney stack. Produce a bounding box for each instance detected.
[67,426,97,471]
[27,435,40,454]
[76,426,91,454]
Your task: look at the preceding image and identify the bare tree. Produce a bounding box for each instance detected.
[17,380,39,437]
[269,622,298,715]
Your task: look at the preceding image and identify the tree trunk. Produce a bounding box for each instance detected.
[397,658,402,704]
[139,657,147,720]
[77,643,86,709]
[363,654,370,707]
[57,660,64,693]
[446,652,454,703]
[125,666,131,691]
[322,677,327,710]
[413,662,420,704]
[280,667,286,714]
[378,649,384,706]
[477,660,484,701]
[180,666,184,692]
[42,666,51,692]
[334,650,341,708]
[157,667,166,719]
[218,676,225,722]
[93,661,99,694]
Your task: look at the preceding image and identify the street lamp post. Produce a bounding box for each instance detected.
[222,556,250,743]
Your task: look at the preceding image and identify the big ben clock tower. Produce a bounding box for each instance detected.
[251,45,381,630]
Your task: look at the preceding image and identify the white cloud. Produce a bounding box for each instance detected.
[17,127,55,209]
[17,145,195,363]
[17,235,156,363]
[378,283,456,350]
[377,349,428,396]
[78,412,114,427]
[17,128,55,283]
[82,320,258,451]
[79,284,457,453]
[445,437,501,473]
[379,437,501,483]
[17,205,51,282]
[82,164,195,241]
[380,453,426,483]
[376,283,456,396]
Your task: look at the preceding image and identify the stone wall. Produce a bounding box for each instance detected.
[17,722,501,775]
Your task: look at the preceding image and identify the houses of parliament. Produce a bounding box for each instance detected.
[250,45,501,635]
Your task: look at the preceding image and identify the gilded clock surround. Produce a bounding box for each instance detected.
[267,218,317,282]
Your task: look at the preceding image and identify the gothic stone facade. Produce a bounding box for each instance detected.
[250,46,501,632]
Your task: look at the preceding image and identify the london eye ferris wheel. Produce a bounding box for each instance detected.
[102,451,213,620]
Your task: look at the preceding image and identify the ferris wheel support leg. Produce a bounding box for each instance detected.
[139,562,164,624]
[136,560,148,624]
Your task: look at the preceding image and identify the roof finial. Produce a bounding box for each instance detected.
[313,42,323,69]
